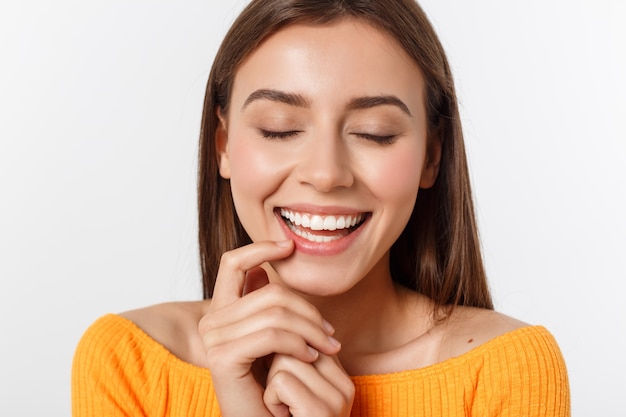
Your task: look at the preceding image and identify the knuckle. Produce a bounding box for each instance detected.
[266,305,290,322]
[296,298,322,320]
[266,369,292,391]
[258,327,283,344]
[201,328,221,351]
[218,251,237,269]
[307,306,325,325]
[204,344,225,368]
[263,283,287,299]
[262,285,324,323]
[197,314,216,334]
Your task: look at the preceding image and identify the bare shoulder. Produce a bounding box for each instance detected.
[437,306,529,361]
[120,300,210,367]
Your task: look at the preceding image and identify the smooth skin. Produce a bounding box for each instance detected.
[217,19,436,299]
[122,19,526,417]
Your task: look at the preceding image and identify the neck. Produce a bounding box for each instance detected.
[299,256,433,358]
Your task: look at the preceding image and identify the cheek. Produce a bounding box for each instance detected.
[365,145,424,211]
[229,141,272,196]
[227,136,292,209]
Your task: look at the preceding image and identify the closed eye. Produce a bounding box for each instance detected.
[259,129,302,140]
[355,133,398,145]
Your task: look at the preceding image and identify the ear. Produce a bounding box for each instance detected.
[419,134,441,189]
[215,108,231,179]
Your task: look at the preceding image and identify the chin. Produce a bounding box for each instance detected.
[269,256,361,298]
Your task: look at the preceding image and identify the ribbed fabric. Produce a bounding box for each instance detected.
[72,314,570,416]
[350,324,570,416]
[72,314,220,416]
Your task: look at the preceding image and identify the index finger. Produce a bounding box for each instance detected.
[211,240,294,310]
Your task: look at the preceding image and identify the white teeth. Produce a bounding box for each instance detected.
[302,214,311,228]
[280,208,365,232]
[279,208,369,244]
[290,226,339,243]
[310,215,324,231]
[323,216,336,231]
[336,216,345,229]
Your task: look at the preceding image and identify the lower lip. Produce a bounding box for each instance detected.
[275,211,369,256]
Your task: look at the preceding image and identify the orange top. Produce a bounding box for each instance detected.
[72,314,570,416]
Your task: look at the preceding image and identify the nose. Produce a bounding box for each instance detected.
[294,132,354,192]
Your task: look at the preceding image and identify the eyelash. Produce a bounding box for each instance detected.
[260,129,301,140]
[259,129,397,145]
[356,133,398,145]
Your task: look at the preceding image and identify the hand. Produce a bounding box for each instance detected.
[264,353,355,417]
[199,240,342,417]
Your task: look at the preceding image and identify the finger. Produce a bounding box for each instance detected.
[211,240,293,309]
[200,283,340,355]
[242,266,270,296]
[268,354,350,395]
[311,354,355,399]
[201,283,337,340]
[264,354,354,417]
[205,328,320,379]
[202,302,341,357]
[264,371,311,417]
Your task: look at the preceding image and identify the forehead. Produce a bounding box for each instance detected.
[230,19,426,111]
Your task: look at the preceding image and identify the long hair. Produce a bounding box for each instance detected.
[198,0,493,311]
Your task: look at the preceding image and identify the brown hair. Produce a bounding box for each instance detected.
[198,0,493,311]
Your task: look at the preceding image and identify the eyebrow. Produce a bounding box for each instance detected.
[347,95,412,117]
[242,89,310,110]
[242,88,412,116]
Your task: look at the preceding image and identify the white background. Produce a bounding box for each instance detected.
[1,1,624,415]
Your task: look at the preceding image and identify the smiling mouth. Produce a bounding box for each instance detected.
[278,208,369,243]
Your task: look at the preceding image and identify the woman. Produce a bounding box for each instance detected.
[72,0,570,416]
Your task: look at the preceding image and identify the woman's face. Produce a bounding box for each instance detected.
[217,19,439,296]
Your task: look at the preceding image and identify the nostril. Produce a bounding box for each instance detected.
[293,136,354,191]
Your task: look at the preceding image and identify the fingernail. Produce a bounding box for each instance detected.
[308,345,319,359]
[275,239,292,247]
[328,336,341,348]
[323,320,335,335]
